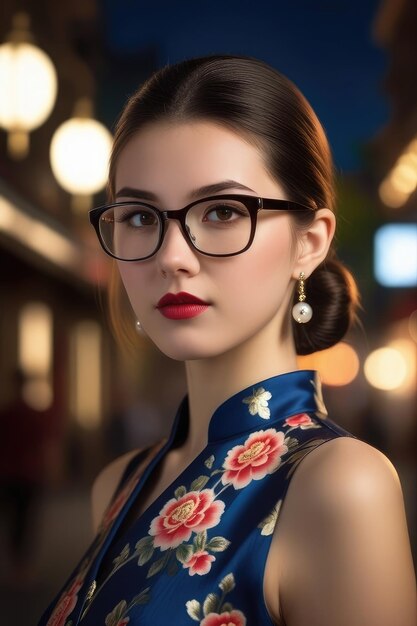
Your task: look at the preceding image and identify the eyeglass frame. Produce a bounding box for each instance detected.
[88,193,316,262]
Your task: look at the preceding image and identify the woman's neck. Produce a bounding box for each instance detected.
[183,320,298,458]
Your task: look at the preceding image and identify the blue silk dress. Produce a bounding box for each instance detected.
[39,370,357,626]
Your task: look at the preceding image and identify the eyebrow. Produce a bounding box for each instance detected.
[115,180,256,202]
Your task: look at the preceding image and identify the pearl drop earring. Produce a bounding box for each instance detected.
[292,272,313,324]
[135,320,144,334]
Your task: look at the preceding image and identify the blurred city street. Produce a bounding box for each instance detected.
[0,486,92,625]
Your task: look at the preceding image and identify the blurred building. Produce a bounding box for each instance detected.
[0,1,185,484]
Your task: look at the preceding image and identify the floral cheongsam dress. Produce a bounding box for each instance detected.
[39,369,358,626]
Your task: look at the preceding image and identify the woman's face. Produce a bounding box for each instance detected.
[115,121,300,361]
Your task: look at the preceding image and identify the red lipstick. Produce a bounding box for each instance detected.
[156,292,210,320]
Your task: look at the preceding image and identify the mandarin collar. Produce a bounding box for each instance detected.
[169,369,327,446]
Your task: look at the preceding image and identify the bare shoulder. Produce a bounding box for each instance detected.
[274,437,405,536]
[277,437,417,626]
[295,436,402,504]
[91,448,142,534]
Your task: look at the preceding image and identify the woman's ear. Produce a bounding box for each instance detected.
[292,208,336,278]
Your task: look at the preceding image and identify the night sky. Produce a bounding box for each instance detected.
[101,0,388,173]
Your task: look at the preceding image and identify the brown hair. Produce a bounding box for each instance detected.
[107,54,359,355]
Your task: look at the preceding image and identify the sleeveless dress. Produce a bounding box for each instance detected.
[39,369,358,626]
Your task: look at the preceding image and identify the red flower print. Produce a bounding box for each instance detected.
[149,489,225,550]
[46,578,83,626]
[117,620,129,626]
[222,429,288,489]
[284,413,314,428]
[183,550,216,576]
[200,610,246,626]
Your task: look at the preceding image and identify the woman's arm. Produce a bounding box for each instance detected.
[279,437,417,626]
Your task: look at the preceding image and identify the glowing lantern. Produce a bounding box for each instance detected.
[0,12,58,159]
[50,98,112,212]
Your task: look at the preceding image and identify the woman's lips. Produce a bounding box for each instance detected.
[156,292,210,320]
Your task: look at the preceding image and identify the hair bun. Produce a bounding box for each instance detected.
[293,256,359,355]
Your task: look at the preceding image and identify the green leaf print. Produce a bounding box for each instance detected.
[219,572,236,593]
[284,436,299,451]
[112,543,130,569]
[174,485,187,499]
[190,475,210,491]
[105,600,128,626]
[135,536,155,565]
[206,536,230,551]
[147,554,168,578]
[204,455,215,469]
[185,599,202,621]
[130,586,151,606]
[258,500,282,536]
[285,438,329,479]
[105,588,151,626]
[185,573,245,623]
[176,543,194,564]
[194,530,207,551]
[203,593,220,616]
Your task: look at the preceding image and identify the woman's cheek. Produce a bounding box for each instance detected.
[221,229,294,309]
[116,262,148,318]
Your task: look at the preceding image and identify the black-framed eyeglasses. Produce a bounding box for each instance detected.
[89,193,315,261]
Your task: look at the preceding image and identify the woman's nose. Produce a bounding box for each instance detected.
[155,219,201,277]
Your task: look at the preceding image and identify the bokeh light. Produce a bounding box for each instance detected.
[364,346,408,390]
[18,302,53,377]
[388,339,416,393]
[379,134,417,208]
[50,113,112,195]
[18,302,53,410]
[70,320,102,429]
[22,378,53,411]
[390,162,417,194]
[0,13,58,160]
[378,178,409,208]
[0,43,57,130]
[374,223,417,287]
[298,342,360,386]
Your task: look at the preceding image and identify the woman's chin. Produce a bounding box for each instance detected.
[147,334,226,362]
[153,342,219,362]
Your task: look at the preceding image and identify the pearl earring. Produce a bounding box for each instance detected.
[292,272,313,324]
[135,320,144,334]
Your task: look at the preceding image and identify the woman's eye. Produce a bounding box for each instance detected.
[117,210,157,227]
[204,205,242,222]
[130,212,156,227]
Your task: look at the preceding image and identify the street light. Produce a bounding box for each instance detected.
[0,12,58,159]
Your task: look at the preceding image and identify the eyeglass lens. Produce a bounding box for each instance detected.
[98,198,253,260]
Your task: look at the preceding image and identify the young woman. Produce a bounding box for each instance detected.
[39,55,416,626]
